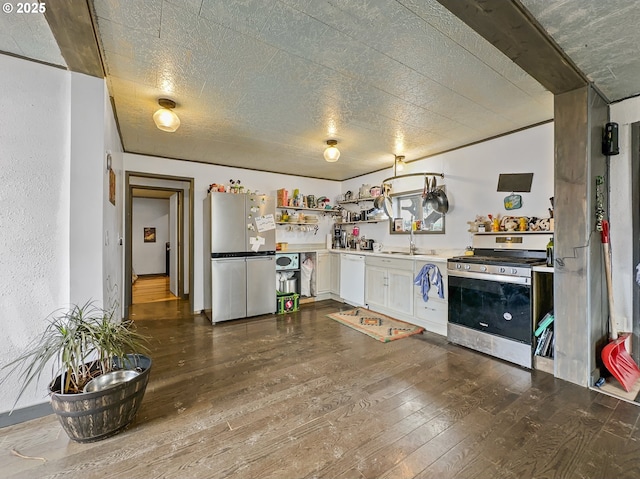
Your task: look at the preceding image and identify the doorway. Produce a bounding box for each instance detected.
[130,187,183,305]
[124,172,194,318]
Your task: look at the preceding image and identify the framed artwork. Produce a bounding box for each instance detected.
[144,227,156,243]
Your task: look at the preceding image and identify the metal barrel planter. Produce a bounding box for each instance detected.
[49,354,152,443]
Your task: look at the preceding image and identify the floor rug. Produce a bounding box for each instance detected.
[327,308,424,343]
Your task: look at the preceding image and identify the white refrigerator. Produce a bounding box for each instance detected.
[204,193,277,323]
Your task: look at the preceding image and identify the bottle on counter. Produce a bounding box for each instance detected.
[546,237,554,267]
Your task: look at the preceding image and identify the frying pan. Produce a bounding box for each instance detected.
[381,183,393,217]
[434,187,449,214]
[423,177,439,210]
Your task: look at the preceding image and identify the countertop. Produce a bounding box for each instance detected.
[281,244,455,261]
[280,247,555,272]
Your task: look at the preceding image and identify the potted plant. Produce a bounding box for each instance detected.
[1,301,151,443]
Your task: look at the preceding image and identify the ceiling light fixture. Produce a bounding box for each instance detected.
[324,140,340,162]
[395,155,406,174]
[153,98,181,132]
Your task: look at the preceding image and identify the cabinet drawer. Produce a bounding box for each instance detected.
[414,296,448,322]
[366,256,414,271]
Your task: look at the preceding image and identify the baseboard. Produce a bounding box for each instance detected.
[0,402,53,428]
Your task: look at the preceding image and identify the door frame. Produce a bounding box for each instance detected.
[124,172,194,318]
[632,122,640,362]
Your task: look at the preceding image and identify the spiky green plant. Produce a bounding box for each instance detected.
[1,301,149,406]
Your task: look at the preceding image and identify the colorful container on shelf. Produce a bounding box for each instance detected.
[277,188,288,207]
[277,293,299,314]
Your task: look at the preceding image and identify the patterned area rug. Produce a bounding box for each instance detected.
[327,308,424,343]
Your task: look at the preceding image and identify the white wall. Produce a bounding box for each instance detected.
[342,122,555,253]
[0,55,71,412]
[124,153,341,311]
[132,198,170,275]
[0,55,120,416]
[609,99,639,332]
[103,89,124,319]
[69,73,105,305]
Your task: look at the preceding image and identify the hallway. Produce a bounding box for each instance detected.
[132,275,179,305]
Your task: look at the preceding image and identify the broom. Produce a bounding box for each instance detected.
[600,220,640,392]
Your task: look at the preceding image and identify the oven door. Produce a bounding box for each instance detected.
[448,270,532,344]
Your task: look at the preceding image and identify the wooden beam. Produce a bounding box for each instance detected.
[435,0,587,95]
[44,0,104,78]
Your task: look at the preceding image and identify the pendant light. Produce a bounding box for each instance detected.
[153,98,181,132]
[395,155,405,175]
[324,140,340,162]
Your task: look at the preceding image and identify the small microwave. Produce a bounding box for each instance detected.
[275,253,299,270]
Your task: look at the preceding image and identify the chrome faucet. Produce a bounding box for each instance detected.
[409,216,416,255]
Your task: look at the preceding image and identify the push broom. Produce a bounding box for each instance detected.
[600,220,640,391]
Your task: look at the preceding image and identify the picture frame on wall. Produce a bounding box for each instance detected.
[394,218,403,232]
[144,227,156,243]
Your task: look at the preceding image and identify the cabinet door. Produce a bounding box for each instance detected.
[414,261,447,304]
[365,265,387,310]
[316,252,331,294]
[387,268,414,315]
[330,253,340,294]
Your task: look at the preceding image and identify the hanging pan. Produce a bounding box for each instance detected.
[423,177,439,210]
[382,183,393,217]
[434,187,449,214]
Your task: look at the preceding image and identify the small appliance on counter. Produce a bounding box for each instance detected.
[360,238,374,250]
[333,227,346,248]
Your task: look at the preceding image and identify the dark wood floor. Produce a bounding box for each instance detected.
[4,300,640,478]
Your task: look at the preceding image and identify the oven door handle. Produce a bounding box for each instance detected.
[448,270,531,285]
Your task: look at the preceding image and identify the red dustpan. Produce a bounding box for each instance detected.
[600,220,640,392]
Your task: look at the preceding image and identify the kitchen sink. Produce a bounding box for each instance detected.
[385,251,413,255]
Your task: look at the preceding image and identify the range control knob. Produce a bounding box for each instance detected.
[480,266,487,272]
[511,268,518,274]
[456,264,462,269]
[464,264,471,270]
[499,267,506,273]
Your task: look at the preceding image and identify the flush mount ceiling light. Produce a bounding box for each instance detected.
[323,140,340,162]
[153,98,181,132]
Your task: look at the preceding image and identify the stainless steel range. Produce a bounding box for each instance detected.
[447,232,553,368]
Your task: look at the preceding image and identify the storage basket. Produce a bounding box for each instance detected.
[277,293,299,314]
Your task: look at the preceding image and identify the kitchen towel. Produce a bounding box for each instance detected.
[413,264,444,302]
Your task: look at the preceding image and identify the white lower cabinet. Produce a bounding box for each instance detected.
[330,252,340,295]
[413,260,448,336]
[365,256,414,316]
[315,252,331,295]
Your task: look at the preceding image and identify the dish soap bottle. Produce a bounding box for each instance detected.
[546,237,554,267]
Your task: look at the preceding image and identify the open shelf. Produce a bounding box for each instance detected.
[277,206,338,213]
[335,219,385,224]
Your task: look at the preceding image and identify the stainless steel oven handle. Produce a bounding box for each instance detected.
[448,269,531,285]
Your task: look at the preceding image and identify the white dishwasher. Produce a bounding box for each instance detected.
[340,253,365,306]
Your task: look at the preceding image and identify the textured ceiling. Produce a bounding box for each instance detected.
[0,4,65,66]
[521,0,640,102]
[89,0,552,180]
[2,1,640,180]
